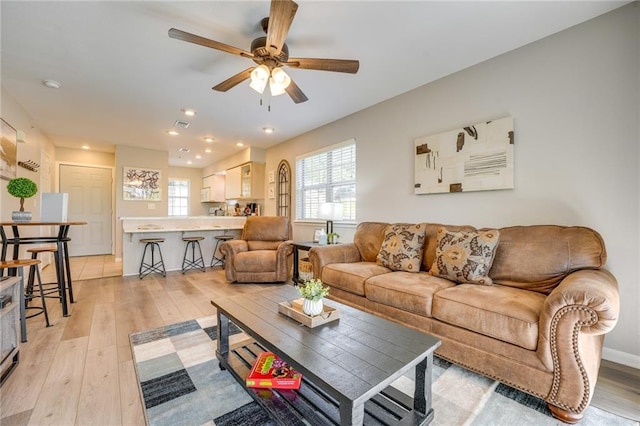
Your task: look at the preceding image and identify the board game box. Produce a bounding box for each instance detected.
[246,351,302,390]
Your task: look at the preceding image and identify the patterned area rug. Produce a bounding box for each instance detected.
[130,317,637,426]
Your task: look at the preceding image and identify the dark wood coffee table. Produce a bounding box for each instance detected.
[211,285,441,426]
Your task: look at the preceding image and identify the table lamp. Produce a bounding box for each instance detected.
[319,202,343,235]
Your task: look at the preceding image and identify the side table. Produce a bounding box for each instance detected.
[292,241,321,284]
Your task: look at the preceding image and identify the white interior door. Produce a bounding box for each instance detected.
[59,164,112,256]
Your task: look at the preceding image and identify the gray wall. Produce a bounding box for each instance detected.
[264,4,640,365]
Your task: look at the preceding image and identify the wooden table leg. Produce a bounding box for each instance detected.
[414,353,433,416]
[56,240,69,317]
[339,399,365,426]
[216,312,229,370]
[18,269,27,343]
[292,246,300,284]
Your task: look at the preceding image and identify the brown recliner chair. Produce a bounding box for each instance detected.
[219,216,293,283]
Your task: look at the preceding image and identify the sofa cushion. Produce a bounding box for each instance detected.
[376,223,426,272]
[234,250,276,272]
[247,241,282,251]
[489,225,607,294]
[353,222,389,262]
[429,227,500,285]
[365,271,456,317]
[321,262,391,296]
[432,284,545,350]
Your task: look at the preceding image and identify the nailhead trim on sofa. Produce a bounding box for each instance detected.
[548,305,598,413]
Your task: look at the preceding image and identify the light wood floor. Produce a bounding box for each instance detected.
[1,257,638,425]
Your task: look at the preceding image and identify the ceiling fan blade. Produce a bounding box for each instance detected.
[266,0,298,56]
[285,58,359,74]
[212,67,254,92]
[285,78,308,104]
[169,28,253,59]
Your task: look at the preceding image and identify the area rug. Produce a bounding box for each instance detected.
[130,317,637,426]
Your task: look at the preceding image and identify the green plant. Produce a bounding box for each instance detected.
[327,232,340,244]
[7,177,38,212]
[297,279,330,301]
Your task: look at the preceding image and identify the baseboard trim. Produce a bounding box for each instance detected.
[602,347,640,369]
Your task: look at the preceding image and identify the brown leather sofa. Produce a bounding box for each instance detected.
[219,216,293,283]
[308,222,619,423]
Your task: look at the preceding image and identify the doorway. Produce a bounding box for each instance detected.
[59,164,113,256]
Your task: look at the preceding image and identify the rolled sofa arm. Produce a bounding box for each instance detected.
[308,243,362,279]
[219,240,248,282]
[275,240,294,282]
[537,268,619,417]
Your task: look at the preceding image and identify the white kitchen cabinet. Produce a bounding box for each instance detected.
[225,162,264,200]
[202,174,225,202]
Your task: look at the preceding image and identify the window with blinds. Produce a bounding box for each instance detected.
[168,178,189,216]
[296,140,356,221]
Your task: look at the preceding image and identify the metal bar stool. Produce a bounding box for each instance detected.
[182,236,205,273]
[26,247,64,309]
[211,235,233,267]
[0,258,50,342]
[139,238,166,279]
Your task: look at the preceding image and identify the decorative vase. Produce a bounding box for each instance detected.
[11,211,32,222]
[303,298,323,316]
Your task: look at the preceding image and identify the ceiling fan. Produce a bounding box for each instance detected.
[168,0,359,104]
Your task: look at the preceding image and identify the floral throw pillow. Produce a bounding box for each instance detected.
[429,227,500,285]
[377,223,426,272]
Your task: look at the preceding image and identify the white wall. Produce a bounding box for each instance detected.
[1,89,56,225]
[265,5,639,365]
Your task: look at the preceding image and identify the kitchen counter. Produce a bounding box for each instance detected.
[121,216,246,276]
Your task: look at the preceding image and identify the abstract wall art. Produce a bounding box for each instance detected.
[123,166,161,201]
[414,116,514,195]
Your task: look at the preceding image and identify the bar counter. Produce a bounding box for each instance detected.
[121,216,246,276]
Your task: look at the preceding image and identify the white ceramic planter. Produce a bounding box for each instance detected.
[303,298,323,316]
[11,211,32,222]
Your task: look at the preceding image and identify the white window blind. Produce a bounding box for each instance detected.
[296,141,356,221]
[168,178,189,216]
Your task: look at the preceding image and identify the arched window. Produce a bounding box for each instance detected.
[277,160,291,217]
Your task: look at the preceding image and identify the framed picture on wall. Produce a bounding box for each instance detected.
[123,166,161,201]
[0,118,18,180]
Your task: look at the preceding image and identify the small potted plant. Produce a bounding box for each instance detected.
[327,232,340,245]
[297,278,330,316]
[7,177,38,222]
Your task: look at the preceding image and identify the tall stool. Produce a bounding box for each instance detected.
[0,259,50,342]
[211,235,234,267]
[26,247,64,310]
[139,238,166,279]
[182,236,205,273]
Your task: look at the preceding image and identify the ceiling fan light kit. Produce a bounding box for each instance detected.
[168,0,358,104]
[249,65,270,94]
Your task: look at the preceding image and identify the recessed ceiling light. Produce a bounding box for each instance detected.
[236,142,244,147]
[262,127,275,134]
[43,79,62,89]
[81,144,90,150]
[204,148,212,153]
[182,109,196,116]
[195,154,202,159]
[187,160,193,165]
[203,137,214,143]
[167,130,180,136]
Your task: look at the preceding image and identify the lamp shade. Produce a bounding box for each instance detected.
[318,202,343,220]
[249,65,270,94]
[269,67,291,96]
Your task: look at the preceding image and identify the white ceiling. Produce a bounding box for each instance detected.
[1,1,626,168]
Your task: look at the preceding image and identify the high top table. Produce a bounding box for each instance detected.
[0,221,87,322]
[212,285,441,426]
